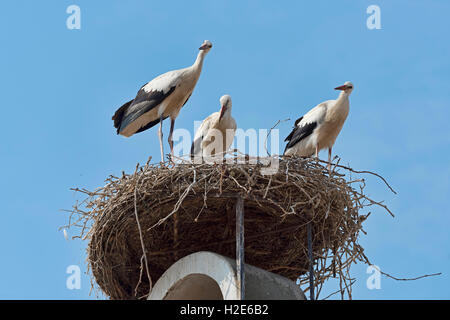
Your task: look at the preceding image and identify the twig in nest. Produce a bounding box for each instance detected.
[322,280,357,300]
[381,271,442,281]
[264,118,290,157]
[147,168,197,230]
[133,183,152,297]
[317,158,397,195]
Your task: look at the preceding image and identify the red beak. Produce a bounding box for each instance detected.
[219,107,225,121]
[334,85,347,91]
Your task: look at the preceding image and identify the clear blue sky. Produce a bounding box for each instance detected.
[0,0,448,299]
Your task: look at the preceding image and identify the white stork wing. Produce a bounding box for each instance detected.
[113,69,184,135]
[284,102,329,152]
[190,112,218,157]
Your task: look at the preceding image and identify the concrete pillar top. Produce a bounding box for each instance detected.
[148,251,306,300]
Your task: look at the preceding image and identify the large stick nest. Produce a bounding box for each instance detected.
[67,156,394,300]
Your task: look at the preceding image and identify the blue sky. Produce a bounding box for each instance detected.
[0,1,448,299]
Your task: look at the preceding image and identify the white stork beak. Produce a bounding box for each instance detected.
[219,106,226,121]
[334,84,348,91]
[199,43,211,50]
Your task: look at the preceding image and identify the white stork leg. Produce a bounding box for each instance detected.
[328,147,332,172]
[158,115,164,163]
[168,118,175,163]
[315,145,319,159]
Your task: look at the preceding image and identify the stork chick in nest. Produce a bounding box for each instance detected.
[191,95,237,163]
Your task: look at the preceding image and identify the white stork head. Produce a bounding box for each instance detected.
[219,94,232,121]
[199,40,213,53]
[334,81,354,95]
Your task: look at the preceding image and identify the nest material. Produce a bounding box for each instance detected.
[68,157,393,300]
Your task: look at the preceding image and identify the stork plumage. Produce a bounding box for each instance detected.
[112,40,213,162]
[191,95,237,162]
[284,81,354,170]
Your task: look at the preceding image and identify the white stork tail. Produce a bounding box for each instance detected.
[112,40,213,163]
[284,81,354,171]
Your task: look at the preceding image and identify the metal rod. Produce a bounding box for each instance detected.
[307,222,315,300]
[236,196,245,300]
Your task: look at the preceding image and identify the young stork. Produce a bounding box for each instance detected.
[191,95,236,162]
[284,81,354,170]
[112,40,213,162]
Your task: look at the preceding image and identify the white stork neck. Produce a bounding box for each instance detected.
[221,108,232,120]
[193,50,207,71]
[330,91,350,117]
[336,90,350,103]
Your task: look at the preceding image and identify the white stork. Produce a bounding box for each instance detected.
[284,81,354,170]
[112,40,213,162]
[191,95,236,162]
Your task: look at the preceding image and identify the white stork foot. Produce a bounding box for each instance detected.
[168,154,176,168]
[159,154,170,168]
[169,149,175,166]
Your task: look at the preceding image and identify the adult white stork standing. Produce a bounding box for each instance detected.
[112,40,213,162]
[284,81,354,170]
[191,95,236,162]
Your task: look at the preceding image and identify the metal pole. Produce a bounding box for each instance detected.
[236,196,245,300]
[307,223,315,300]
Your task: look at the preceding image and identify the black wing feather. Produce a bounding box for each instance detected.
[294,116,303,127]
[182,93,192,107]
[284,121,317,153]
[135,115,169,134]
[190,135,203,159]
[112,100,133,134]
[115,85,176,134]
[284,116,303,142]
